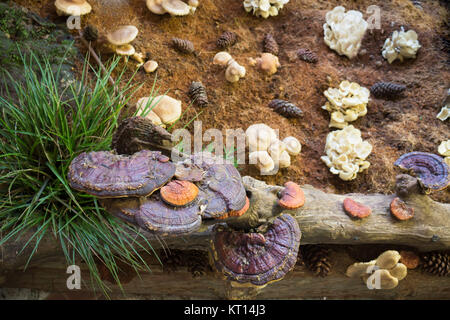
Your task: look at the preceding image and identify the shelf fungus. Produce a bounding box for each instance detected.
[323,6,368,59]
[55,0,92,16]
[322,80,370,129]
[346,250,407,289]
[278,181,305,210]
[175,153,248,219]
[68,150,176,198]
[394,152,449,192]
[390,197,414,221]
[210,214,301,288]
[382,27,421,64]
[160,180,199,206]
[343,198,371,219]
[243,0,290,19]
[321,125,372,181]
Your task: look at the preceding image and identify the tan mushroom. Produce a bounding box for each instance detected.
[225,60,246,83]
[245,124,278,152]
[277,150,291,168]
[346,260,377,278]
[282,136,302,156]
[388,263,407,281]
[135,97,164,127]
[249,151,275,174]
[213,51,233,67]
[146,0,166,15]
[256,53,280,75]
[106,26,139,58]
[161,0,191,16]
[55,0,92,16]
[144,60,159,73]
[376,250,401,269]
[115,44,136,56]
[365,269,399,289]
[151,95,182,125]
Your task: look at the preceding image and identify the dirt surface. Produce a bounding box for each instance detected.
[13,0,450,201]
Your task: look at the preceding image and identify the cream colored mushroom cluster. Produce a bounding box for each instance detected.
[346,250,408,290]
[243,0,289,19]
[438,140,450,167]
[146,0,199,16]
[213,52,246,83]
[322,80,370,129]
[321,125,372,181]
[246,124,301,174]
[136,95,182,127]
[382,27,421,64]
[323,6,368,59]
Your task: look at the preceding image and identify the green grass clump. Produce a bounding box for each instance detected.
[0,51,157,296]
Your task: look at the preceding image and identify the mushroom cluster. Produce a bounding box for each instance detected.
[146,0,199,16]
[322,80,370,129]
[55,0,92,16]
[213,51,246,83]
[346,250,408,290]
[106,25,144,64]
[382,27,421,64]
[323,6,368,59]
[438,140,450,167]
[321,125,372,181]
[135,95,182,127]
[246,124,301,174]
[68,149,250,236]
[242,0,289,19]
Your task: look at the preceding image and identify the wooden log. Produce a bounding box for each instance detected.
[1,247,449,300]
[1,176,449,270]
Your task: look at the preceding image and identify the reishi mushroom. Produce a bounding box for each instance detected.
[278,181,305,209]
[160,180,199,206]
[216,196,250,220]
[343,198,372,219]
[394,151,449,192]
[55,0,92,16]
[210,214,301,288]
[390,197,414,221]
[68,150,175,198]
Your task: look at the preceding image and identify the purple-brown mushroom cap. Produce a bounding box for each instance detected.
[104,195,202,236]
[210,214,301,287]
[68,150,176,198]
[178,153,247,219]
[394,152,449,192]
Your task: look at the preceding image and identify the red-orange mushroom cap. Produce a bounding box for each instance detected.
[343,198,372,219]
[160,180,199,206]
[390,197,414,221]
[215,196,250,220]
[278,181,305,209]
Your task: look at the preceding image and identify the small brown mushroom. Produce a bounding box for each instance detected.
[390,197,414,221]
[278,181,305,209]
[399,250,420,269]
[343,198,372,219]
[376,250,401,269]
[160,180,199,206]
[256,53,280,75]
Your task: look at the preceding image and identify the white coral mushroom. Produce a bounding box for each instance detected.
[323,6,368,59]
[382,27,421,64]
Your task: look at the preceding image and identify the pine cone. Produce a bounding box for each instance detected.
[263,33,279,56]
[171,38,195,54]
[268,99,303,118]
[297,48,318,63]
[83,24,98,42]
[370,82,406,99]
[217,31,237,49]
[420,251,450,276]
[301,245,332,277]
[188,81,208,108]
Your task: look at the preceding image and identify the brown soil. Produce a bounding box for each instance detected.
[14,0,450,202]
